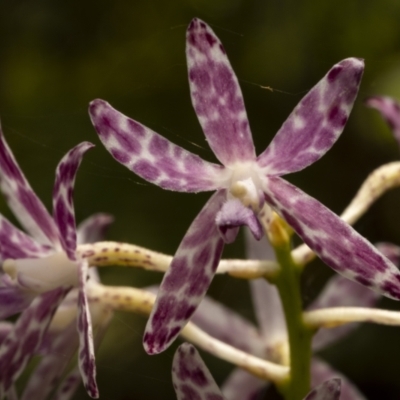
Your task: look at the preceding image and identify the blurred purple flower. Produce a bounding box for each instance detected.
[89,18,400,355]
[366,96,400,147]
[172,343,342,400]
[0,124,102,398]
[191,231,377,400]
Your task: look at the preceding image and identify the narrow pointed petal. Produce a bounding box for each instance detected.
[221,368,268,400]
[216,199,262,243]
[0,287,69,394]
[366,96,400,145]
[77,259,98,398]
[0,322,13,346]
[190,295,265,356]
[0,215,52,260]
[0,125,60,246]
[144,191,226,354]
[375,242,400,266]
[310,274,379,350]
[0,275,35,319]
[172,343,225,400]
[304,378,341,400]
[53,142,94,260]
[89,99,226,192]
[257,58,364,176]
[77,213,114,244]
[264,176,400,300]
[186,18,255,165]
[53,368,81,400]
[21,322,79,400]
[245,230,287,344]
[311,358,366,400]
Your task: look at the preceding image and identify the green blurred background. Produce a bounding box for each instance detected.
[1,0,400,399]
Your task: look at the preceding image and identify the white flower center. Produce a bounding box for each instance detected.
[227,161,265,212]
[3,252,79,293]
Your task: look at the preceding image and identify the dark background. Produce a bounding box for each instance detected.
[1,1,400,399]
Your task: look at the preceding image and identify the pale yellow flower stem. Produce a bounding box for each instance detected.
[303,307,400,329]
[89,284,289,385]
[77,241,279,279]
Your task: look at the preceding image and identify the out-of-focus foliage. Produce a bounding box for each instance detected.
[1,0,400,399]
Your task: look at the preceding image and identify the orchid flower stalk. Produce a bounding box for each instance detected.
[89,17,400,358]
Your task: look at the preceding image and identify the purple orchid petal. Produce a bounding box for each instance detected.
[305,377,341,400]
[221,368,268,400]
[144,190,226,354]
[77,259,98,398]
[89,99,226,192]
[0,322,13,346]
[0,214,52,261]
[311,358,366,400]
[264,176,400,300]
[245,230,287,345]
[186,18,255,166]
[366,96,400,146]
[53,368,81,400]
[216,199,262,243]
[310,274,380,351]
[0,275,35,319]
[375,242,400,267]
[0,286,69,395]
[53,142,94,260]
[21,321,79,400]
[0,124,60,246]
[190,295,265,357]
[172,343,225,400]
[257,58,364,176]
[77,213,114,244]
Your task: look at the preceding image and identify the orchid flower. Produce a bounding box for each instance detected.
[89,17,400,355]
[191,231,378,400]
[0,125,99,397]
[18,214,114,400]
[172,343,342,400]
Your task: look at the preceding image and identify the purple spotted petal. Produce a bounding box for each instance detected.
[186,18,255,165]
[0,287,69,395]
[0,214,52,261]
[21,321,79,400]
[375,242,400,267]
[310,274,380,351]
[311,358,366,400]
[77,259,98,398]
[53,142,94,260]
[144,191,226,354]
[305,377,341,400]
[264,176,400,300]
[0,274,35,319]
[172,343,225,400]
[257,58,364,176]
[221,368,268,400]
[366,96,400,146]
[77,213,114,244]
[245,230,287,344]
[0,124,60,246]
[53,368,81,400]
[89,99,225,192]
[215,199,262,243]
[190,295,265,357]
